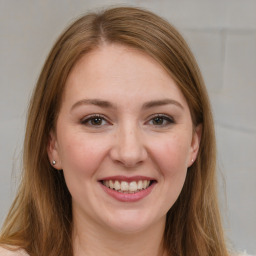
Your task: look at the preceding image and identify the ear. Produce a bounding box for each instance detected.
[188,124,202,168]
[47,130,62,170]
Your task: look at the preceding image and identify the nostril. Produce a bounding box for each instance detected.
[109,130,148,167]
[109,145,148,168]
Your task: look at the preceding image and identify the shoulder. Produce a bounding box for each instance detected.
[0,246,29,256]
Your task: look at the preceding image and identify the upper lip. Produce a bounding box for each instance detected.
[99,175,156,182]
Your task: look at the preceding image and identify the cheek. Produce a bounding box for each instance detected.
[150,135,191,211]
[151,134,191,176]
[58,134,110,178]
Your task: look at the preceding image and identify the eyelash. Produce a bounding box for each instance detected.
[80,114,175,128]
[146,114,175,127]
[80,114,109,127]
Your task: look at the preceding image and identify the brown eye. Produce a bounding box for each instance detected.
[152,117,165,125]
[148,115,174,126]
[81,115,108,127]
[90,117,103,125]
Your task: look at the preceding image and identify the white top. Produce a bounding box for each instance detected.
[0,246,254,256]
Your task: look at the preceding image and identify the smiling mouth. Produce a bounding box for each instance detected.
[101,180,156,193]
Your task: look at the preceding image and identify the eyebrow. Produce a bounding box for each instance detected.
[71,98,184,111]
[71,99,115,111]
[142,99,184,110]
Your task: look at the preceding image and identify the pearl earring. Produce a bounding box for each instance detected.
[52,160,56,165]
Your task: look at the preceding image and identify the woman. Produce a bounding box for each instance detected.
[0,6,249,256]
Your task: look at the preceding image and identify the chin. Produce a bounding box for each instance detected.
[101,209,165,235]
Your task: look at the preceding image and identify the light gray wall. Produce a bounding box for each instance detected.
[0,0,255,254]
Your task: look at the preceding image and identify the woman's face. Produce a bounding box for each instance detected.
[48,44,201,234]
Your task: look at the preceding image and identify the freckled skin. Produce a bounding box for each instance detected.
[48,44,201,236]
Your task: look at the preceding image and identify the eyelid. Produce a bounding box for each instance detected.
[146,113,175,126]
[80,113,174,127]
[80,114,111,127]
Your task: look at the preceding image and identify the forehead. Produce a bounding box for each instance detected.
[63,43,188,109]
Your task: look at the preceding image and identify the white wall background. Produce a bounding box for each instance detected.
[0,0,255,254]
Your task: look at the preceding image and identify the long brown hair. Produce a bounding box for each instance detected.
[0,6,228,256]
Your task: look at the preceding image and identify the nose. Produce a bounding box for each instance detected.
[109,125,148,168]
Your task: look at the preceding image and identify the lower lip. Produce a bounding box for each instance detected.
[100,182,156,202]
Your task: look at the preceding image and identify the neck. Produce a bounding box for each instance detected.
[72,213,167,256]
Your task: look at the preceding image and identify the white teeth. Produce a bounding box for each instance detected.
[129,181,138,192]
[114,180,121,190]
[102,179,152,193]
[109,180,114,189]
[104,180,109,187]
[137,180,143,190]
[120,181,129,191]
